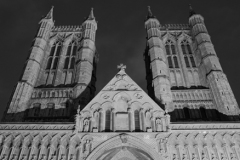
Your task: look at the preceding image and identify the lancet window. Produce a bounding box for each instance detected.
[181,40,196,68]
[165,40,179,68]
[33,103,41,117]
[134,110,140,131]
[105,110,111,131]
[46,41,62,70]
[64,41,77,70]
[47,103,55,117]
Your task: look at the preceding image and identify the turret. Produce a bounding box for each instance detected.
[189,5,239,116]
[4,7,54,121]
[144,6,173,112]
[74,8,97,104]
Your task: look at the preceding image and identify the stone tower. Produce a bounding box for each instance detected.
[1,5,240,160]
[3,7,98,122]
[144,6,240,121]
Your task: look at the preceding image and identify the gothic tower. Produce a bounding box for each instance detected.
[144,6,240,121]
[1,5,240,160]
[3,7,98,122]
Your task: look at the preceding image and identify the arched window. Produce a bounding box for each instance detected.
[200,107,207,120]
[46,41,62,70]
[47,103,55,117]
[173,56,179,68]
[64,57,69,69]
[55,45,62,56]
[70,57,75,69]
[190,56,196,67]
[181,45,186,55]
[50,45,56,56]
[72,45,77,56]
[66,46,71,56]
[184,56,190,68]
[105,110,111,131]
[134,110,140,131]
[33,103,41,117]
[168,57,173,68]
[183,107,190,119]
[165,45,170,55]
[46,57,53,69]
[52,57,59,69]
[65,41,77,70]
[186,44,192,54]
[171,45,176,55]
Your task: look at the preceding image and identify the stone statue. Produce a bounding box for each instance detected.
[93,111,99,130]
[84,140,91,156]
[75,105,82,132]
[83,119,89,132]
[156,118,162,132]
[145,111,152,129]
[158,138,167,153]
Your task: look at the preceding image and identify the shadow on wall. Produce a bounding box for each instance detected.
[1,85,94,122]
[169,107,240,122]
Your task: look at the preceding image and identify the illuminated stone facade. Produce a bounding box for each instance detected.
[0,5,240,160]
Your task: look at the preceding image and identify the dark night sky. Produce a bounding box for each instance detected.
[0,0,240,120]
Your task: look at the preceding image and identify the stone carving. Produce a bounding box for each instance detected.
[220,153,227,160]
[75,105,82,132]
[202,150,208,160]
[83,119,90,132]
[230,153,237,160]
[134,92,143,99]
[145,111,152,130]
[183,154,189,160]
[173,153,179,160]
[156,118,163,132]
[120,134,128,143]
[158,138,167,153]
[193,153,198,160]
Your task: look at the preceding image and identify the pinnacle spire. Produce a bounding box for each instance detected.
[45,6,54,19]
[88,8,95,20]
[189,4,196,17]
[146,6,155,19]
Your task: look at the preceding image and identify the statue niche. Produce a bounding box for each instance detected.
[113,92,131,131]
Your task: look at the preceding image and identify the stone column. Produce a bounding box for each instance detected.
[140,108,145,131]
[222,144,230,160]
[203,144,211,160]
[194,144,201,160]
[151,117,156,132]
[213,144,221,160]
[99,109,105,132]
[185,144,191,160]
[230,144,239,160]
[128,108,134,131]
[111,108,116,132]
[176,144,181,160]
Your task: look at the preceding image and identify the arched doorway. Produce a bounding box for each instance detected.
[86,134,160,160]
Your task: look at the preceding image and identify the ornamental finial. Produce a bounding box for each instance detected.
[117,64,126,71]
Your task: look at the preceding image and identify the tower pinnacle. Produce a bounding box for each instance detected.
[146,6,155,19]
[45,6,54,19]
[189,4,196,17]
[88,8,95,20]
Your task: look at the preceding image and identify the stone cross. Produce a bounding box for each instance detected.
[117,64,126,71]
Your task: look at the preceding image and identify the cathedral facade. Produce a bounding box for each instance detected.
[0,5,240,160]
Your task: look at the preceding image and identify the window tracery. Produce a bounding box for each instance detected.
[181,40,196,68]
[46,41,62,70]
[165,40,179,69]
[64,41,77,70]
